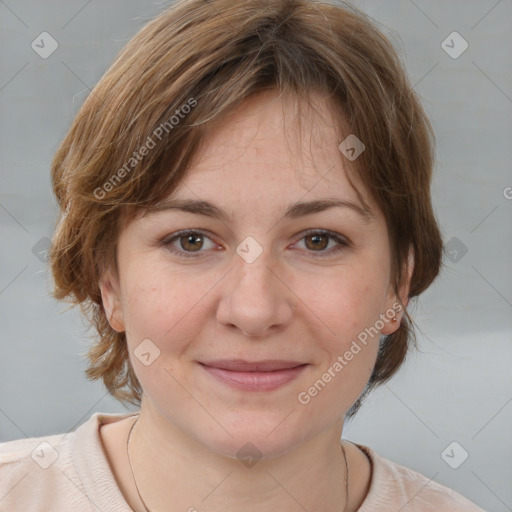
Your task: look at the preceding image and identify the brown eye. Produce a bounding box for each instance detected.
[179,233,204,252]
[304,233,329,251]
[162,230,217,258]
[295,229,350,258]
[161,229,349,259]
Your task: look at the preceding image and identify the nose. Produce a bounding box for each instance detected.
[216,247,295,338]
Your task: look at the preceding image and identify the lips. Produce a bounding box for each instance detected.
[199,360,309,392]
[200,359,306,372]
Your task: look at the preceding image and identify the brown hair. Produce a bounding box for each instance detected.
[49,0,444,417]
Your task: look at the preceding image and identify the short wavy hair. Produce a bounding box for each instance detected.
[49,0,444,418]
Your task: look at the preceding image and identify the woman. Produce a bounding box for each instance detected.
[0,0,485,510]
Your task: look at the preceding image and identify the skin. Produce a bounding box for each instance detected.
[98,89,412,512]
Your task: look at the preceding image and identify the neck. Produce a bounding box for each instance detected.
[128,398,350,512]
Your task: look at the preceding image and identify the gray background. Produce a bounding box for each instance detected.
[1,0,511,510]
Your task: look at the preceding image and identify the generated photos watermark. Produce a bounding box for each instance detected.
[297,301,403,405]
[93,97,197,199]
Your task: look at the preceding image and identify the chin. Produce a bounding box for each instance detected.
[190,412,313,462]
[204,431,304,463]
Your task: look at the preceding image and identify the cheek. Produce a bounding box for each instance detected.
[292,261,386,397]
[296,259,389,339]
[120,267,206,405]
[118,257,166,336]
[123,287,189,346]
[120,258,217,351]
[295,274,382,418]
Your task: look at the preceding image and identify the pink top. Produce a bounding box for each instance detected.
[0,411,485,511]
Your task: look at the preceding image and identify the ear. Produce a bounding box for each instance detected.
[380,246,414,336]
[98,267,125,333]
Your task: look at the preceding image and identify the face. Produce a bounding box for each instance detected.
[100,89,410,460]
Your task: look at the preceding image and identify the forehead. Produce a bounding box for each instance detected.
[164,90,373,214]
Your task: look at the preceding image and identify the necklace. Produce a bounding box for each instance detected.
[126,416,349,512]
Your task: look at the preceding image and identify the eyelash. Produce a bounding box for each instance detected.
[160,229,350,259]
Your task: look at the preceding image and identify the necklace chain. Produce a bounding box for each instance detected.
[126,416,349,512]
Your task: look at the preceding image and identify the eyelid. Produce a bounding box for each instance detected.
[160,229,221,258]
[160,228,350,258]
[290,229,350,257]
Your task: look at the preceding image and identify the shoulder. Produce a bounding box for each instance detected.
[0,411,137,512]
[354,443,485,512]
[0,430,73,510]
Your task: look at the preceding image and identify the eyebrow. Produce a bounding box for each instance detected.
[144,197,374,223]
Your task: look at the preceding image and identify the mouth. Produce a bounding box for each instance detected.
[198,360,309,392]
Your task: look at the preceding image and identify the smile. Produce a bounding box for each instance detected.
[199,362,309,392]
